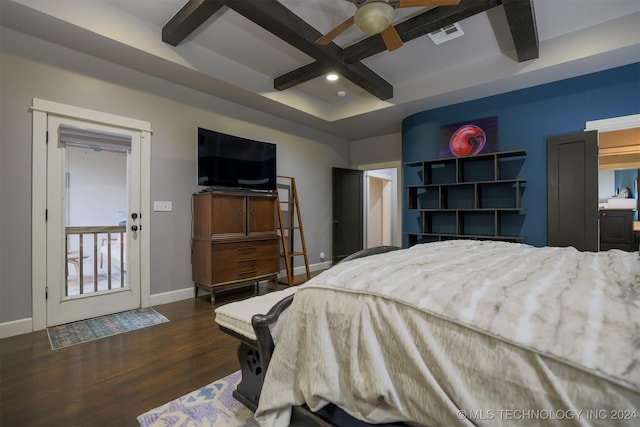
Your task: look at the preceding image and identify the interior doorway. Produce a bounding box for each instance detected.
[332,168,364,264]
[332,163,401,265]
[586,114,640,252]
[363,164,401,249]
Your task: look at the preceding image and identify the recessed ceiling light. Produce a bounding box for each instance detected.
[337,90,347,97]
[326,73,339,82]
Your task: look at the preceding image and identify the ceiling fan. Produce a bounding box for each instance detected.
[316,0,461,51]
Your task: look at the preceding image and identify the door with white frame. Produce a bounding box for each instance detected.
[45,115,143,326]
[365,167,400,249]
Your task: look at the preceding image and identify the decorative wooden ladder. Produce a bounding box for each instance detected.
[276,176,311,286]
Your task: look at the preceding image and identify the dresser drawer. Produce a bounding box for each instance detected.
[233,242,278,260]
[211,239,279,284]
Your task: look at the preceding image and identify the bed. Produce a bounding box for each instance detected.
[250,240,640,426]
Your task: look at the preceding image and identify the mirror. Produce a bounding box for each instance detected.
[598,128,639,220]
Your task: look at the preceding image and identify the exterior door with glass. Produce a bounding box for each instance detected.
[46,115,142,326]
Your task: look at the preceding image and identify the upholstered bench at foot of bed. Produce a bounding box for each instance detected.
[214,286,298,411]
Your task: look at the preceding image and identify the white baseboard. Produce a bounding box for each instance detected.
[147,262,331,307]
[0,317,34,339]
[1,262,332,338]
[149,286,199,307]
[294,261,331,275]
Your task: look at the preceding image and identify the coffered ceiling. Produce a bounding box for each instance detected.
[161,0,539,101]
[1,0,639,140]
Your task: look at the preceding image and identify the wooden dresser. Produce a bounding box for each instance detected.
[192,191,279,303]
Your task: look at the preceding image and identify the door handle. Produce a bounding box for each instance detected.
[131,225,138,231]
[131,213,138,220]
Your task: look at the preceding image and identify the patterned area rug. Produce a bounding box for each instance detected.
[47,307,169,350]
[137,370,258,427]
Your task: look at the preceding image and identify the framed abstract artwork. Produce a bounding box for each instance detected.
[440,116,498,158]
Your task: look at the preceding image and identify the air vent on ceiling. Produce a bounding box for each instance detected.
[428,23,464,45]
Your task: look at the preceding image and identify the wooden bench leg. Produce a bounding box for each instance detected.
[232,341,263,412]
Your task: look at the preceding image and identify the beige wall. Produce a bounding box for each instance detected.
[352,134,403,249]
[0,28,353,324]
[351,133,402,167]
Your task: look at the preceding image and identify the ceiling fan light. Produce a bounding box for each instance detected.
[354,2,395,35]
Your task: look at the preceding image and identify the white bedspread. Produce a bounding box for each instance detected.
[255,241,640,426]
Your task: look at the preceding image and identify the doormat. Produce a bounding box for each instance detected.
[137,370,258,427]
[47,307,169,350]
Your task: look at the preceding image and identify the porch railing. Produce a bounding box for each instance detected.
[65,225,126,296]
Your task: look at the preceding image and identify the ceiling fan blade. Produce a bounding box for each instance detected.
[397,0,461,7]
[316,16,355,45]
[381,25,403,51]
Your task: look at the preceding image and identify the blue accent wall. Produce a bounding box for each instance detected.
[402,63,640,247]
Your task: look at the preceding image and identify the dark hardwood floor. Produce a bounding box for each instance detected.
[0,284,282,427]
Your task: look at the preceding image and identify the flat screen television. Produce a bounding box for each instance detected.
[197,127,277,193]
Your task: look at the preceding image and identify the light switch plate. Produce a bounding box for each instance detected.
[153,201,172,212]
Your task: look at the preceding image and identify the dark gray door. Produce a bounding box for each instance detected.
[332,168,363,264]
[547,131,598,251]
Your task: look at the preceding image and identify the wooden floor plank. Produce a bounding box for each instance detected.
[0,284,279,426]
